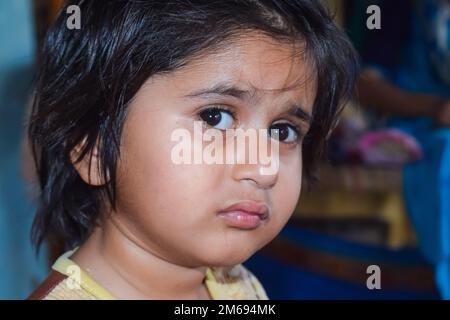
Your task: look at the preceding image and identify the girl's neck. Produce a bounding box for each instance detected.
[70,216,211,300]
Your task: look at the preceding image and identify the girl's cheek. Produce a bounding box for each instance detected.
[278,161,302,213]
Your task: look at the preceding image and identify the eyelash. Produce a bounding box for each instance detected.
[205,105,235,117]
[274,122,303,146]
[197,105,237,126]
[197,105,304,145]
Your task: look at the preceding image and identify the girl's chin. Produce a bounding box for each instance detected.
[202,249,256,267]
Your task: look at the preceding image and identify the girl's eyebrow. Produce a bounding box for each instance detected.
[184,81,253,101]
[287,105,311,124]
[184,81,312,124]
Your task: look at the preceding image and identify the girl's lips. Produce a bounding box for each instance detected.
[218,201,269,229]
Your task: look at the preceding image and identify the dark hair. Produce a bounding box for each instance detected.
[28,0,358,250]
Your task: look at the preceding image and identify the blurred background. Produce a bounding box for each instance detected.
[0,0,449,299]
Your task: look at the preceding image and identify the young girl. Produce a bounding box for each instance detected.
[27,0,357,300]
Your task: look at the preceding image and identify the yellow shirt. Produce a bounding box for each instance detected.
[32,250,268,300]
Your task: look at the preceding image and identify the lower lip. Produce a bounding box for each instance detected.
[218,211,266,229]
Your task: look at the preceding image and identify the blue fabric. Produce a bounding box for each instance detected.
[280,225,429,265]
[404,127,450,299]
[245,254,439,300]
[0,0,48,299]
[367,0,450,96]
[394,0,450,96]
[245,226,439,299]
[392,4,450,292]
[364,0,450,299]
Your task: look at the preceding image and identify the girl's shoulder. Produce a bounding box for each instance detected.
[27,249,115,300]
[28,249,268,300]
[27,270,101,300]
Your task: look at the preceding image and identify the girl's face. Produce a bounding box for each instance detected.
[115,34,316,267]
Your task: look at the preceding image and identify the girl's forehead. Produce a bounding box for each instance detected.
[154,34,316,107]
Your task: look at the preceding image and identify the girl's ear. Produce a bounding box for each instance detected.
[70,137,106,186]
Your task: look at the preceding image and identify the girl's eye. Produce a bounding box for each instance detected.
[269,122,299,144]
[199,107,234,130]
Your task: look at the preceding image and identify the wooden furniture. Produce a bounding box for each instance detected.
[293,163,417,248]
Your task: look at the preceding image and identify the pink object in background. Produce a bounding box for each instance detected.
[357,128,423,166]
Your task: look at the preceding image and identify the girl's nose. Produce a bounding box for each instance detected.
[229,134,279,190]
[231,161,278,189]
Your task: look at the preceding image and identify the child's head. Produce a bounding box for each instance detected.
[29,0,357,266]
